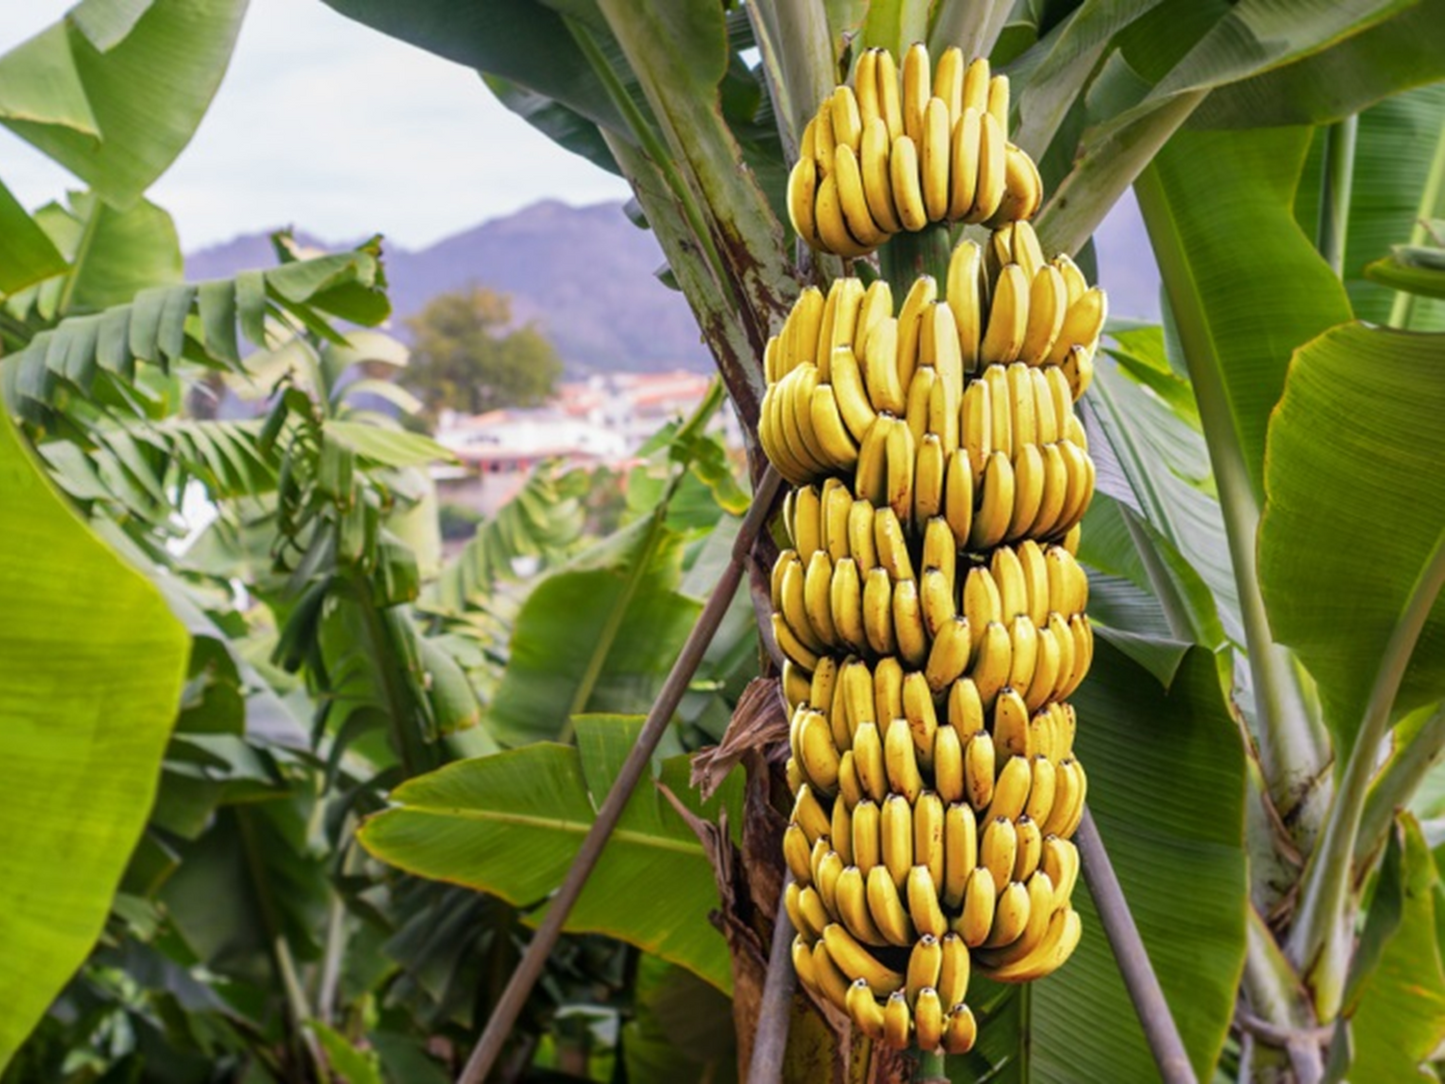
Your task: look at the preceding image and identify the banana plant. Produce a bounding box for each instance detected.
[317,2,1445,1081]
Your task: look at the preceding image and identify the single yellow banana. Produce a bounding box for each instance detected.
[855,277,895,358]
[867,862,918,948]
[983,363,1013,459]
[880,792,915,889]
[816,847,845,912]
[821,478,853,565]
[981,815,1019,893]
[901,42,931,143]
[927,366,960,450]
[890,134,928,231]
[941,449,974,550]
[1027,442,1069,541]
[922,97,952,223]
[914,789,947,889]
[893,580,929,669]
[1022,264,1067,367]
[853,722,889,804]
[1007,613,1040,694]
[968,451,1016,550]
[956,865,996,947]
[1049,287,1107,367]
[1006,361,1039,449]
[992,686,1032,759]
[946,237,984,373]
[937,932,970,1008]
[1047,613,1076,702]
[828,345,879,444]
[948,106,982,225]
[814,100,837,173]
[847,978,888,1040]
[835,143,890,248]
[873,506,915,582]
[1045,543,1087,617]
[784,822,814,885]
[863,566,897,657]
[905,361,936,448]
[1061,612,1093,699]
[1016,539,1050,626]
[934,45,965,121]
[793,782,833,843]
[830,556,868,654]
[942,1002,978,1054]
[831,84,864,151]
[796,706,841,793]
[814,934,855,1010]
[921,514,957,583]
[990,141,1044,225]
[885,414,917,529]
[986,754,1033,823]
[814,172,871,258]
[1031,368,1061,445]
[970,110,1008,223]
[1008,443,1046,542]
[964,731,996,811]
[793,934,821,996]
[883,989,912,1049]
[831,795,855,865]
[787,756,804,794]
[902,670,940,766]
[1025,621,1062,712]
[1013,814,1044,881]
[838,747,864,803]
[972,619,1013,706]
[907,933,943,1006]
[1027,707,1057,764]
[789,484,822,557]
[854,48,881,131]
[852,796,883,875]
[873,656,905,727]
[947,677,986,740]
[804,550,839,649]
[907,864,949,938]
[836,863,890,946]
[782,658,811,711]
[990,544,1029,622]
[1041,836,1080,907]
[896,274,937,388]
[919,565,955,640]
[985,880,1031,948]
[824,922,905,995]
[781,557,826,653]
[773,611,821,671]
[854,411,890,504]
[982,264,1029,365]
[875,47,904,141]
[986,72,1010,132]
[848,498,879,571]
[785,881,817,939]
[915,987,944,1053]
[925,615,972,694]
[960,376,992,477]
[862,317,907,416]
[962,58,990,117]
[942,801,977,909]
[787,157,822,249]
[885,716,924,803]
[934,726,966,807]
[841,657,876,735]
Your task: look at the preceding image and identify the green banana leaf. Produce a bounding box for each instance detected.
[357,714,743,991]
[1190,0,1445,128]
[1346,817,1445,1081]
[952,641,1248,1082]
[484,511,703,747]
[0,0,248,208]
[1258,323,1445,750]
[0,179,66,295]
[0,410,189,1067]
[621,956,738,1083]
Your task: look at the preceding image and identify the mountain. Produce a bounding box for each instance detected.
[185,200,711,374]
[186,198,1161,374]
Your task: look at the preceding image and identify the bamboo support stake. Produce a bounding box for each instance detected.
[456,466,784,1084]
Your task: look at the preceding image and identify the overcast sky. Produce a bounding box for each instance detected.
[0,0,633,252]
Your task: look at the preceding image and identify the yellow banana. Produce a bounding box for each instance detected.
[859,116,904,237]
[990,545,1029,623]
[922,300,964,404]
[824,922,905,995]
[970,111,1007,224]
[987,223,1015,281]
[907,933,943,1006]
[1025,620,1062,711]
[937,449,971,550]
[785,881,817,939]
[1006,361,1039,449]
[1007,220,1045,279]
[1047,612,1076,702]
[937,932,971,1008]
[919,565,956,639]
[921,514,957,587]
[787,756,804,793]
[934,46,965,121]
[793,934,821,996]
[853,721,889,803]
[854,410,890,504]
[962,57,990,118]
[1044,354,1075,428]
[901,41,931,144]
[981,815,1019,893]
[922,96,952,223]
[885,414,917,528]
[788,286,827,372]
[773,612,821,671]
[875,656,906,726]
[1016,539,1050,626]
[942,1003,978,1054]
[830,556,868,655]
[905,363,936,447]
[928,365,960,450]
[885,716,924,803]
[872,506,914,582]
[983,363,1013,459]
[831,795,855,865]
[799,885,833,940]
[1028,441,1069,541]
[912,436,950,539]
[828,345,878,444]
[846,977,887,1039]
[925,616,972,694]
[1061,341,1096,399]
[983,906,1081,983]
[1048,286,1107,368]
[814,102,837,173]
[867,863,917,947]
[862,316,907,415]
[986,753,1033,823]
[1055,436,1095,539]
[1062,613,1093,699]
[836,864,890,946]
[1041,836,1080,906]
[1031,368,1061,444]
[792,365,839,474]
[915,987,945,1053]
[972,619,1013,706]
[1008,443,1046,542]
[817,847,845,913]
[796,706,841,793]
[883,990,912,1049]
[781,557,826,653]
[947,677,986,739]
[981,263,1029,365]
[986,72,1010,133]
[814,172,871,258]
[942,801,977,909]
[902,670,940,766]
[880,793,914,889]
[947,237,984,373]
[1049,757,1088,838]
[848,499,879,572]
[1007,613,1040,694]
[822,478,854,564]
[890,134,928,231]
[896,274,937,388]
[854,278,895,358]
[831,84,864,151]
[981,869,1057,971]
[990,141,1044,225]
[793,782,833,843]
[934,726,966,807]
[1022,264,1067,367]
[1045,543,1087,617]
[948,107,981,225]
[838,748,864,804]
[992,686,1032,759]
[782,658,811,711]
[784,822,814,885]
[789,485,821,558]
[1027,707,1057,765]
[968,451,1016,550]
[1013,814,1043,881]
[809,384,861,472]
[863,566,897,657]
[852,796,882,875]
[956,866,996,947]
[964,730,996,811]
[854,48,881,131]
[876,47,904,141]
[907,864,949,939]
[814,935,855,1010]
[834,144,889,248]
[787,157,822,249]
[892,578,929,669]
[914,789,947,889]
[960,376,992,477]
[985,880,1031,948]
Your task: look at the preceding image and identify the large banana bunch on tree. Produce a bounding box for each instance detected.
[764,41,1105,1057]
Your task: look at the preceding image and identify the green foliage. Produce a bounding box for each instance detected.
[402,285,563,419]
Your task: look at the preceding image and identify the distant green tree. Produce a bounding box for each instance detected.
[404,285,563,419]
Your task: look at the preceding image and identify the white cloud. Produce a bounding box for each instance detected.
[0,0,632,250]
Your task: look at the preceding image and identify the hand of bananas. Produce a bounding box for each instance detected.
[764,42,1104,1058]
[788,44,1043,257]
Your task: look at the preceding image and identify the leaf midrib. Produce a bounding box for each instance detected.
[382,804,707,858]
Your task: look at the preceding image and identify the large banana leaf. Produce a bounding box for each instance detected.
[1258,323,1445,748]
[0,411,189,1067]
[357,714,743,991]
[0,0,248,208]
[485,512,703,747]
[0,180,66,295]
[952,642,1247,1082]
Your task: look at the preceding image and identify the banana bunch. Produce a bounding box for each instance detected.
[788,44,1043,257]
[762,45,1104,1054]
